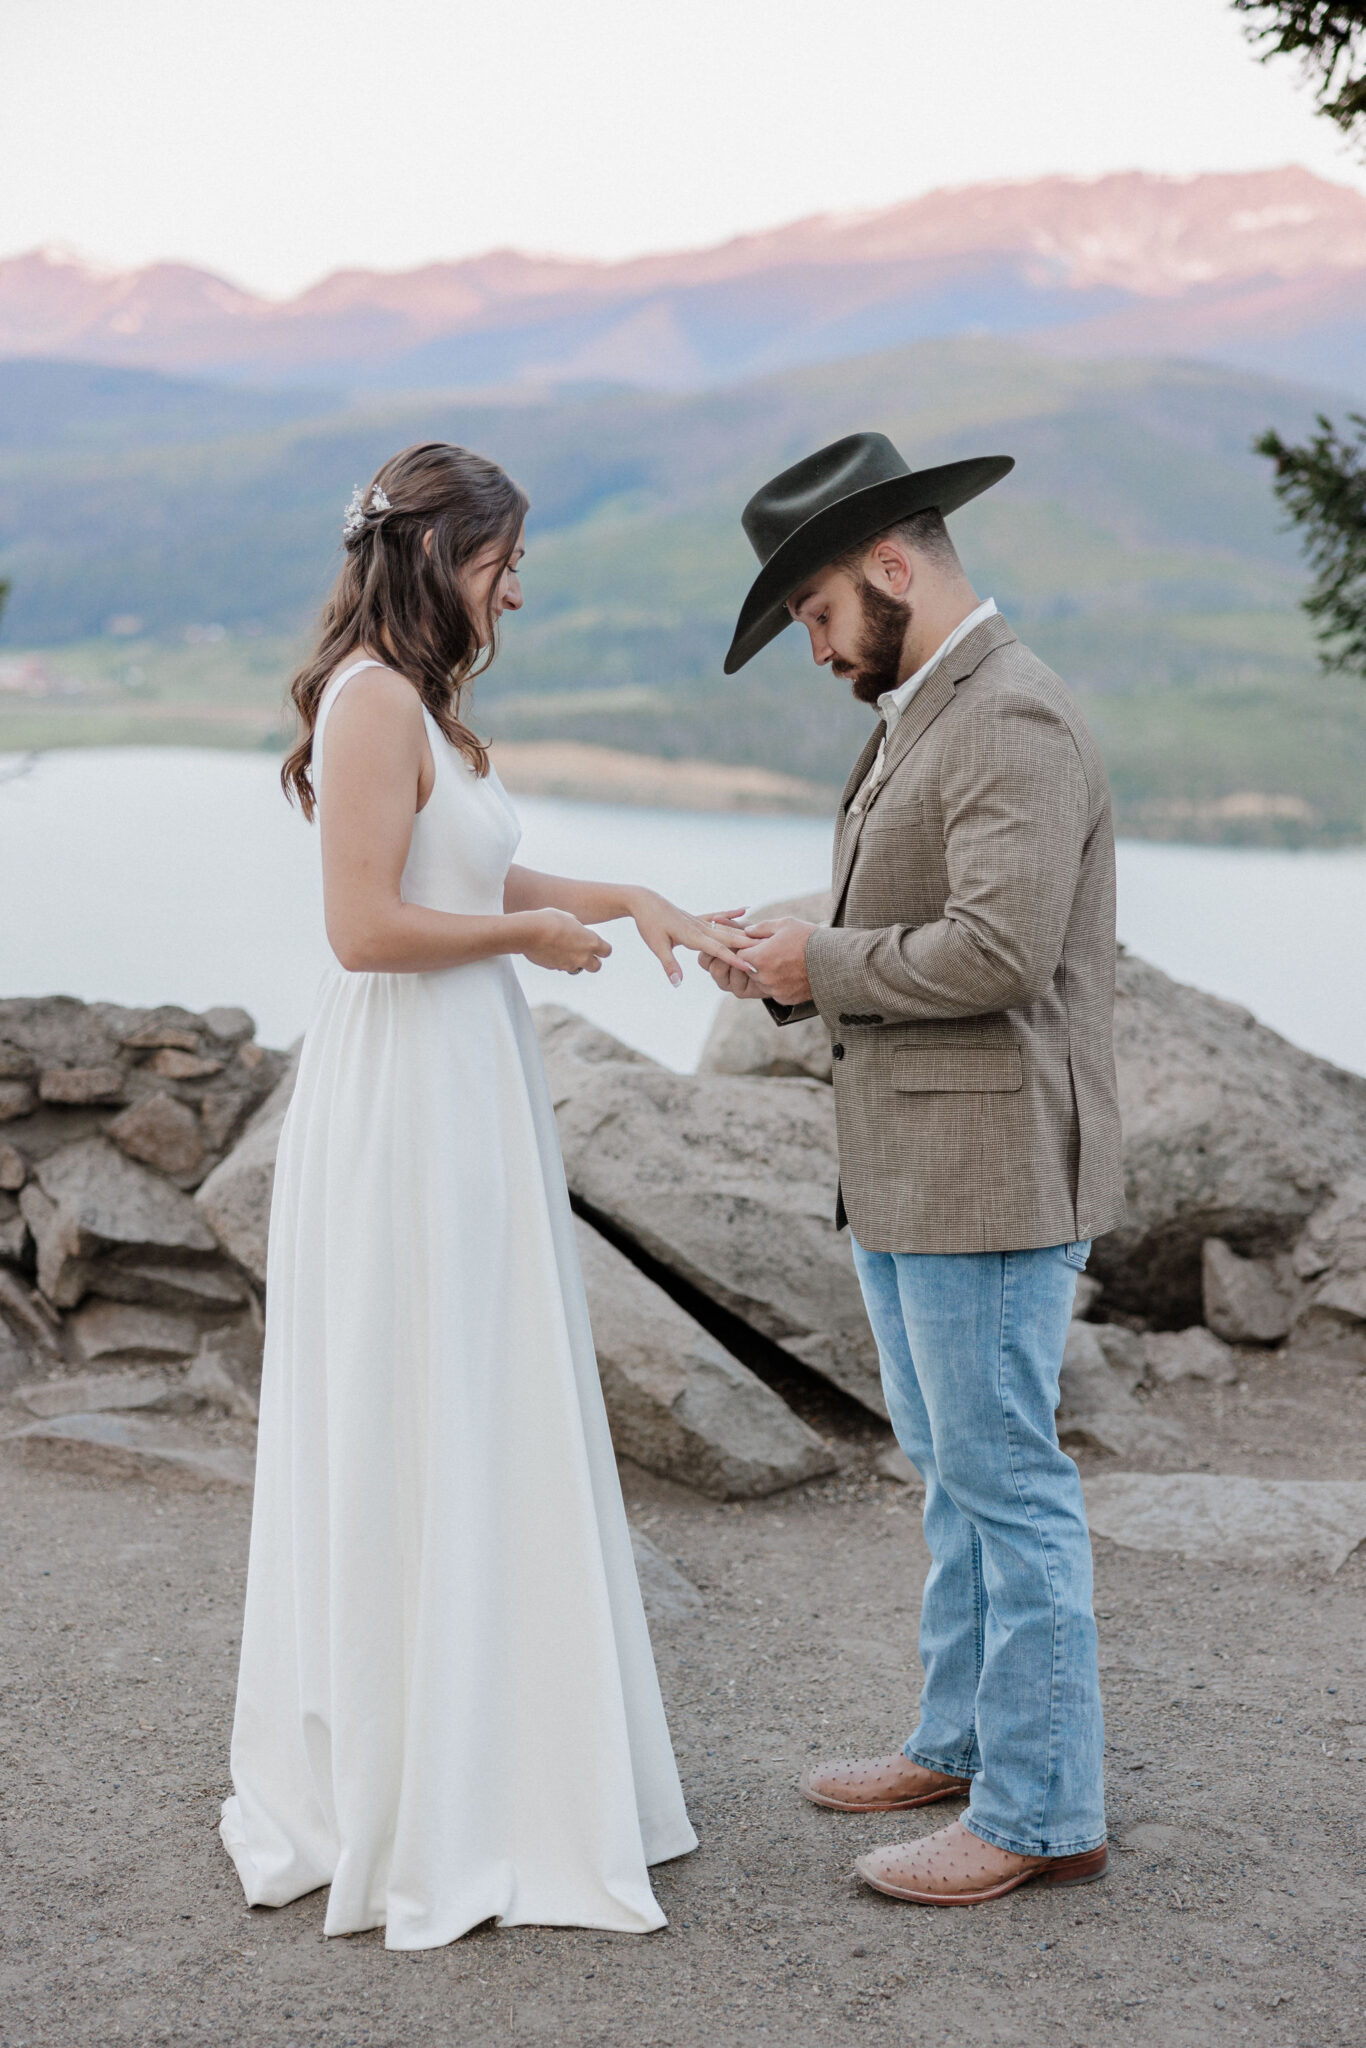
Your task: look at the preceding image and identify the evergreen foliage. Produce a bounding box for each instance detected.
[1234,2,1366,134]
[1257,413,1366,670]
[1235,5,1366,672]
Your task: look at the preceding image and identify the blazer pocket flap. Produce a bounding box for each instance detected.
[893,1044,1023,1093]
[860,795,924,834]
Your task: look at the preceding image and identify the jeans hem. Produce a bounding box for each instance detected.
[903,1743,977,1779]
[962,1814,1107,1859]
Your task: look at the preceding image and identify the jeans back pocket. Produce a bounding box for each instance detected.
[1064,1239,1092,1270]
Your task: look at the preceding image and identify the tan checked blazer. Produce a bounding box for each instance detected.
[772,613,1125,1254]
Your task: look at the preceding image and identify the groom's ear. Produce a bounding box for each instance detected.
[865,534,915,599]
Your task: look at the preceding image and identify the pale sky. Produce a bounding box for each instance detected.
[7,0,1364,297]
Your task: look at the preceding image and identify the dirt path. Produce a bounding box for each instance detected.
[2,1356,1363,2047]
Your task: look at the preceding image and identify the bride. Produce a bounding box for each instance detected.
[219,440,750,1949]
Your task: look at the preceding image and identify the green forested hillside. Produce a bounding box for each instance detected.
[1,342,1361,840]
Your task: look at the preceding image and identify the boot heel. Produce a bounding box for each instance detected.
[1038,1844,1109,1887]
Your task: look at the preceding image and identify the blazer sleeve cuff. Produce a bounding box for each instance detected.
[763,996,819,1026]
[805,923,880,1021]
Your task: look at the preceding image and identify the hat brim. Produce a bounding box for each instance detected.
[722,455,1014,675]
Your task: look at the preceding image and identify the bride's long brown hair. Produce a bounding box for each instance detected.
[282,441,529,818]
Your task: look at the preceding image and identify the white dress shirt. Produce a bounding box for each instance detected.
[850,597,998,813]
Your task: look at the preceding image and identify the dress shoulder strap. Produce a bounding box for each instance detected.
[312,658,389,799]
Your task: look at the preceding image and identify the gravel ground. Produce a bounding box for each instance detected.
[1,1353,1363,2048]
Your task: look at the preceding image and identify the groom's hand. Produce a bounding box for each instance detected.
[702,952,764,998]
[735,918,816,1006]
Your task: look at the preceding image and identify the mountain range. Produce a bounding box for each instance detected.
[5,167,1366,392]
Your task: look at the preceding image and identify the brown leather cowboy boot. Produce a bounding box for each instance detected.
[856,1818,1109,1905]
[799,1753,971,1813]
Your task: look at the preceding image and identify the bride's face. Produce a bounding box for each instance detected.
[462,524,526,639]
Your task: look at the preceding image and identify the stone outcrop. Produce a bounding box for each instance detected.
[1202,1238,1297,1345]
[194,1049,301,1288]
[20,1137,218,1307]
[538,1006,885,1415]
[699,909,1366,1352]
[67,1300,203,1364]
[7,1409,254,1489]
[107,1092,205,1184]
[1083,1473,1366,1575]
[8,956,1364,1508]
[1056,1322,1186,1462]
[0,998,281,1197]
[575,1215,835,1498]
[0,997,280,1404]
[1288,1177,1366,1365]
[1143,1325,1239,1385]
[1097,952,1366,1322]
[16,1367,200,1419]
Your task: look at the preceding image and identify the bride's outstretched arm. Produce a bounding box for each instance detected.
[320,669,609,976]
[505,865,756,987]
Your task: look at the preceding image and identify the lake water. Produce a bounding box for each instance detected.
[4,746,1366,1076]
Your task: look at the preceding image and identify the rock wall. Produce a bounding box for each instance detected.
[0,996,283,1409]
[6,937,1365,1507]
[0,994,845,1501]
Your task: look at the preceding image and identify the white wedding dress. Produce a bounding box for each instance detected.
[220,659,696,1948]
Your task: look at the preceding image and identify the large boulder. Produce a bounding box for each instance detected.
[697,892,834,1083]
[4,1409,254,1490]
[574,1215,835,1498]
[1097,950,1366,1318]
[537,1007,884,1414]
[1092,952,1366,1323]
[19,1136,218,1307]
[1288,1177,1366,1366]
[194,1047,301,1288]
[1201,1237,1298,1345]
[1055,1321,1186,1462]
[701,924,1366,1332]
[1083,1473,1366,1575]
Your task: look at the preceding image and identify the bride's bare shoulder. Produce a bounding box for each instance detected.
[326,657,424,733]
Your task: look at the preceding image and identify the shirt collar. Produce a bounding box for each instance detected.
[877,598,998,730]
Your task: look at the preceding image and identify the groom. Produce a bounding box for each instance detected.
[705,433,1125,1907]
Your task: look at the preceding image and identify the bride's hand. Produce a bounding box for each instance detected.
[520,909,613,976]
[628,891,759,987]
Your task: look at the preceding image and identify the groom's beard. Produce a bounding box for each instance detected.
[832,580,912,705]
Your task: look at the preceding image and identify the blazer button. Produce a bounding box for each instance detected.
[831,1043,845,1060]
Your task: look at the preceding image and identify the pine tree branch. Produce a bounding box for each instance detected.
[1233,2,1366,137]
[1257,414,1366,674]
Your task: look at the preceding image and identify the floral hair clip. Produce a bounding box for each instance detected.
[341,483,393,542]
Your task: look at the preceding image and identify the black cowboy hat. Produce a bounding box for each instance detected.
[723,432,1014,675]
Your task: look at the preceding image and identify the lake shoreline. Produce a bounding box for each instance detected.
[5,745,1366,1075]
[2,718,1364,841]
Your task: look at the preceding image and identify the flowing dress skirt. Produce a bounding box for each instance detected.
[220,954,696,1948]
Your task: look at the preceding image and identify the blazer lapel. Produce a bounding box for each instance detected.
[839,724,884,814]
[867,616,1018,808]
[829,724,886,911]
[865,664,957,804]
[828,614,1019,923]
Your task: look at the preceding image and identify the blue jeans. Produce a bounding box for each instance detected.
[851,1237,1106,1857]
